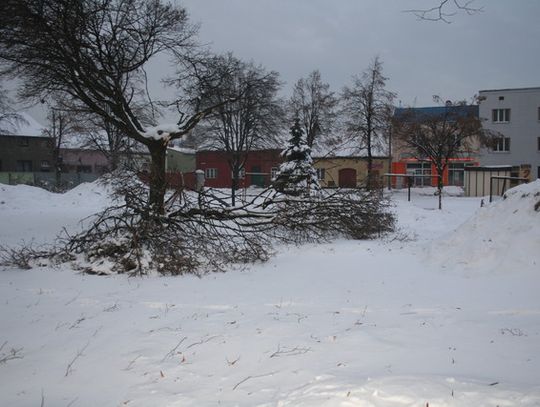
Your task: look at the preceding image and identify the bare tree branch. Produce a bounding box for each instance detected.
[65,342,90,377]
[404,0,483,23]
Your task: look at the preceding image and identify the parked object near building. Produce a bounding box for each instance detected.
[478,87,540,180]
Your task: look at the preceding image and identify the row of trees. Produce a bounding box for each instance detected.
[0,0,487,274]
[0,0,490,204]
[0,0,398,275]
[0,0,397,204]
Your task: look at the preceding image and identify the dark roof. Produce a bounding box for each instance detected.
[394,105,478,121]
[479,87,540,93]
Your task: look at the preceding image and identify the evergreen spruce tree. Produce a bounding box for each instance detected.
[274,118,320,195]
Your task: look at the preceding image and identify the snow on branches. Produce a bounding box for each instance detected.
[273,119,320,196]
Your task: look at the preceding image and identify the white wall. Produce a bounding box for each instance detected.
[478,87,540,180]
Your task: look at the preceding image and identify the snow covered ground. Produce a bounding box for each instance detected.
[0,182,539,406]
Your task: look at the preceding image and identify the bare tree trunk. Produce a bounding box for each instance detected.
[54,148,62,189]
[387,127,392,190]
[147,142,167,215]
[366,112,374,190]
[110,152,119,172]
[231,173,238,207]
[367,143,373,190]
[437,164,444,210]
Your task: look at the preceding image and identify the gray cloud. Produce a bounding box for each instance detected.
[181,0,540,106]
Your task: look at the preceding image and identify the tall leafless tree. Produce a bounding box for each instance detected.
[290,70,338,149]
[341,57,396,189]
[393,97,494,209]
[78,112,140,172]
[0,0,232,214]
[0,86,23,133]
[193,54,283,206]
[41,105,79,189]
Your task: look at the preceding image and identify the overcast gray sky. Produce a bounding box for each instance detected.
[9,0,540,123]
[179,0,540,106]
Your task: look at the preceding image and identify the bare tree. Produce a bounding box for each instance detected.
[0,86,23,132]
[193,54,283,206]
[393,97,494,209]
[341,57,395,189]
[290,70,337,149]
[0,0,231,214]
[1,176,394,275]
[78,113,139,172]
[0,1,397,276]
[41,105,79,189]
[405,0,483,23]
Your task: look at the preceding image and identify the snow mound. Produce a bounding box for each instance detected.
[0,181,113,246]
[0,181,111,211]
[428,180,540,273]
[0,183,55,210]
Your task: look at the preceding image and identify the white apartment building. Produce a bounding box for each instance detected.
[478,87,540,180]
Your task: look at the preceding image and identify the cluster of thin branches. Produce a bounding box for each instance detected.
[270,189,394,242]
[404,0,483,23]
[0,244,51,270]
[1,172,394,276]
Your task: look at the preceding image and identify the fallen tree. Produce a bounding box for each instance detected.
[1,174,394,276]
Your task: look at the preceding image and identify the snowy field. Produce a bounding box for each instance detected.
[0,182,539,406]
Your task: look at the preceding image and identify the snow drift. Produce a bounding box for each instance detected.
[428,180,540,273]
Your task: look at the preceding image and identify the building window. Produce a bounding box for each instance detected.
[538,107,540,121]
[16,160,33,172]
[538,136,540,151]
[41,160,51,171]
[406,162,431,187]
[492,108,510,123]
[19,137,30,147]
[316,168,325,180]
[493,137,511,152]
[271,167,279,180]
[448,163,467,187]
[76,165,92,173]
[205,168,217,179]
[96,165,109,174]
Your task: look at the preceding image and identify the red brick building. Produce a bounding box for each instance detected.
[196,149,283,188]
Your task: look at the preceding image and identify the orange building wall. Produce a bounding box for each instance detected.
[391,158,478,188]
